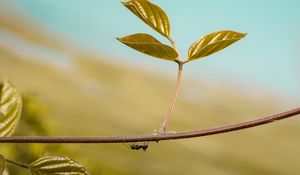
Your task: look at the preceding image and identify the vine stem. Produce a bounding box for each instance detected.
[159,61,183,133]
[5,158,29,169]
[0,107,299,143]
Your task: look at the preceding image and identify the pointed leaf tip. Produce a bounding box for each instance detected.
[122,0,171,39]
[188,30,247,61]
[117,33,178,61]
[0,80,22,137]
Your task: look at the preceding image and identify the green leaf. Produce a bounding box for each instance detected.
[122,0,171,39]
[0,154,5,175]
[188,30,247,61]
[29,156,89,175]
[0,80,22,137]
[117,33,178,61]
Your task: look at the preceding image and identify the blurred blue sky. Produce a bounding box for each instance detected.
[2,0,300,101]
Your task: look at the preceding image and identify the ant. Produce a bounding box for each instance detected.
[124,142,149,151]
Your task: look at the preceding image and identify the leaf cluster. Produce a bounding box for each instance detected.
[118,0,246,63]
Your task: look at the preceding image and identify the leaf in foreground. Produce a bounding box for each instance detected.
[0,80,22,137]
[29,156,89,175]
[122,0,171,39]
[0,154,5,175]
[188,30,247,61]
[117,33,178,61]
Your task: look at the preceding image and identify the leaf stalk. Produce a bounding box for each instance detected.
[159,61,183,133]
[5,158,29,169]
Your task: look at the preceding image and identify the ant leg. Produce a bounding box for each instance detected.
[123,142,135,150]
[142,142,149,151]
[123,142,131,149]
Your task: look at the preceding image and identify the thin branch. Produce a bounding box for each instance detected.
[0,107,299,143]
[159,62,183,133]
[5,158,30,169]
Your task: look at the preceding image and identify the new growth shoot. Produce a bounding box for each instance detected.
[117,0,247,133]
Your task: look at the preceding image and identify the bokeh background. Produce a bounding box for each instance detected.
[0,0,300,175]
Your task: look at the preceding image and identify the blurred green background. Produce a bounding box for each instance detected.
[0,1,300,175]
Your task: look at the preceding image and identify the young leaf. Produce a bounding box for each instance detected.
[0,80,22,137]
[0,154,5,175]
[117,33,178,61]
[29,156,89,175]
[122,0,171,39]
[188,30,247,61]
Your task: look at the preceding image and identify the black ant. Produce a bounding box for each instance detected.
[124,142,149,151]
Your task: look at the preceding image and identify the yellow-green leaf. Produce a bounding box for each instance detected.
[188,30,247,61]
[122,0,171,39]
[0,154,5,175]
[117,33,178,61]
[0,81,22,137]
[29,156,89,175]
